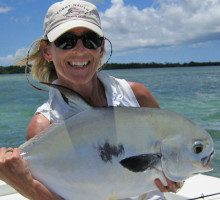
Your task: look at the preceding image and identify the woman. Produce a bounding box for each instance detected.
[0,0,183,199]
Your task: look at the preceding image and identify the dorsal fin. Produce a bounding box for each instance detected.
[41,82,92,114]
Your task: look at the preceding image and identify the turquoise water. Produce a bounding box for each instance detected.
[0,66,220,177]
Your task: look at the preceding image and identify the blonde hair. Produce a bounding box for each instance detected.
[18,39,107,84]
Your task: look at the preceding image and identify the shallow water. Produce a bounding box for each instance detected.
[0,66,220,177]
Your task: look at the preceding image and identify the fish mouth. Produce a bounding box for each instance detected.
[201,150,215,169]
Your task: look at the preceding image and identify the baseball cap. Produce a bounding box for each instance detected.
[43,0,103,42]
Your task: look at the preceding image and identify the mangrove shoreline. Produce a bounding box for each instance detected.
[1,61,220,74]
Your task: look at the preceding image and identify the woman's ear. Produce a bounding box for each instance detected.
[40,40,52,62]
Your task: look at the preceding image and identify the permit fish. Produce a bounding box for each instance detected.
[19,83,214,200]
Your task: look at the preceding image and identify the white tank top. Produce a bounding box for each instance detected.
[36,72,140,122]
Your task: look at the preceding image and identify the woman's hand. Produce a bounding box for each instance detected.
[0,147,32,188]
[154,174,184,193]
[0,147,62,200]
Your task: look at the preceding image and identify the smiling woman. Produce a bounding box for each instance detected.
[0,0,184,200]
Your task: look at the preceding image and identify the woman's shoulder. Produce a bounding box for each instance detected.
[128,82,160,108]
[26,113,50,141]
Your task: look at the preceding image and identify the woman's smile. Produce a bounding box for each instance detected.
[68,60,90,69]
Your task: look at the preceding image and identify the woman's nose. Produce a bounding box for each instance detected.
[72,39,86,53]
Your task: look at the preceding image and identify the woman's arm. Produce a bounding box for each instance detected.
[128,81,160,108]
[26,113,51,140]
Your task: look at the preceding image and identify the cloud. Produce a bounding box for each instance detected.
[87,0,104,3]
[100,0,220,52]
[10,16,31,24]
[0,48,28,66]
[0,6,12,13]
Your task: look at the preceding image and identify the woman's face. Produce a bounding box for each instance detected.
[42,27,105,88]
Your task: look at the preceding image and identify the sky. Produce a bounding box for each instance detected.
[0,0,220,66]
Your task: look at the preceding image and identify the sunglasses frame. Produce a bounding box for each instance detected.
[52,32,105,50]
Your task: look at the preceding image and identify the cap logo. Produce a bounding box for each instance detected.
[65,8,88,18]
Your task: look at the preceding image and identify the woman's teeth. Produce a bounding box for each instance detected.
[69,61,88,68]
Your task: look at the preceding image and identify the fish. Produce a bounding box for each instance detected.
[19,82,215,200]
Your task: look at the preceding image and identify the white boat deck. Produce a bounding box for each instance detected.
[165,174,220,200]
[0,174,220,200]
[0,181,27,200]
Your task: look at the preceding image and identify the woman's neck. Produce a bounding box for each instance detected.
[58,75,107,107]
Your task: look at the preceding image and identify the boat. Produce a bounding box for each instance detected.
[0,174,220,200]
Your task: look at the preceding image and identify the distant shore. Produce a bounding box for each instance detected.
[1,61,220,74]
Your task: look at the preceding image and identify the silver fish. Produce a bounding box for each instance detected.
[19,83,214,200]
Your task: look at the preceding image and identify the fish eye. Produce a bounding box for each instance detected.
[193,141,204,154]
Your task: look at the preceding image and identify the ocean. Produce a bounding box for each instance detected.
[0,66,220,178]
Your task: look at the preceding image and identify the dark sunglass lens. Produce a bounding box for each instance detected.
[54,32,104,50]
[83,32,103,49]
[54,33,77,49]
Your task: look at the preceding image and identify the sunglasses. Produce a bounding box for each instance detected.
[53,32,104,50]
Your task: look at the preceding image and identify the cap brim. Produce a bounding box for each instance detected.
[47,20,103,42]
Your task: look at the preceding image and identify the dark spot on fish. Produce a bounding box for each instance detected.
[97,141,125,163]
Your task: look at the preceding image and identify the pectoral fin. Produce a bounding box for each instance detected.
[120,154,161,172]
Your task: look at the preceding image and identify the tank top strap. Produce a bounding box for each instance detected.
[97,72,140,107]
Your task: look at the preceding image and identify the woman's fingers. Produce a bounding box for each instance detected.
[154,176,185,193]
